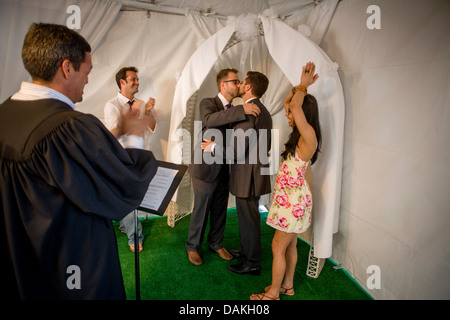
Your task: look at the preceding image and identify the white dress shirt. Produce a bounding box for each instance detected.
[103,92,131,130]
[11,81,76,109]
[11,82,144,149]
[104,92,157,149]
[218,92,231,110]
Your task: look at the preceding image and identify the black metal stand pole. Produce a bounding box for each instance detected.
[134,209,140,300]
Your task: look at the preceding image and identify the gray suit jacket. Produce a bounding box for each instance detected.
[188,95,246,182]
[214,98,273,198]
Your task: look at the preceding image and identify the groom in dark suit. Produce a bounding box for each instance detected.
[186,68,261,266]
[203,71,272,274]
[228,71,272,275]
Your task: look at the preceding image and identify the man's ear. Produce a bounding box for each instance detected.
[61,59,71,79]
[119,78,127,88]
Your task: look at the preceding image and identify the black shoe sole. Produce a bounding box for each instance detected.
[227,265,261,275]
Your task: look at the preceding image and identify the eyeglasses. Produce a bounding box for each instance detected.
[223,79,241,85]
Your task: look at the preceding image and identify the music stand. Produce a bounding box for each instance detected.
[133,209,140,299]
[133,161,187,300]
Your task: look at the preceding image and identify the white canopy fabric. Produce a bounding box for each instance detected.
[1,0,449,300]
[167,12,344,258]
[262,16,345,258]
[166,23,234,163]
[0,0,122,101]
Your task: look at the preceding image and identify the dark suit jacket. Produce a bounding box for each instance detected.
[214,98,273,198]
[188,95,246,182]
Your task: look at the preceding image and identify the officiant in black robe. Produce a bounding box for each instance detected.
[0,23,158,299]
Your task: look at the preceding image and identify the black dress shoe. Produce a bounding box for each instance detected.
[229,249,245,259]
[228,262,261,275]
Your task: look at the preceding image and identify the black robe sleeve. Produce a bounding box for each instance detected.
[35,112,158,220]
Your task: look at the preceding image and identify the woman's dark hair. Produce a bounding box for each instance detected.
[281,94,322,165]
[22,23,91,82]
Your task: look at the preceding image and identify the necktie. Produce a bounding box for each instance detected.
[128,100,134,108]
[225,103,231,110]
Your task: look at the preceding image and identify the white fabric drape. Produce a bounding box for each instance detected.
[2,0,449,300]
[76,10,202,161]
[75,0,123,50]
[261,15,345,259]
[167,3,342,258]
[168,1,340,165]
[1,0,64,100]
[283,0,339,45]
[166,23,235,163]
[321,0,450,299]
[185,11,227,45]
[0,0,121,102]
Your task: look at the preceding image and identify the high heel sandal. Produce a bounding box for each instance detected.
[264,285,295,296]
[250,293,280,300]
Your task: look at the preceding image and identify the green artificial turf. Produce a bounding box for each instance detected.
[114,208,371,300]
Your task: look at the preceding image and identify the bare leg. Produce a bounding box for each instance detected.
[281,236,297,290]
[265,230,297,299]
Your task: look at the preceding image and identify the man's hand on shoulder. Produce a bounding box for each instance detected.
[243,102,260,117]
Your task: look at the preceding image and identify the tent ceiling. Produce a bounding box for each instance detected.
[122,0,316,19]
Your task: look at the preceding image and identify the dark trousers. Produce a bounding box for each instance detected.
[235,196,261,268]
[186,168,229,252]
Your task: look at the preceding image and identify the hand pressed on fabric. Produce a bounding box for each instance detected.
[300,61,319,87]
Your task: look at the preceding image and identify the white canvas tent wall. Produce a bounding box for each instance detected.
[0,0,449,300]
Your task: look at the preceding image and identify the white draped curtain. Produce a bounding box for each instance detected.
[0,0,122,102]
[0,0,341,260]
[168,0,342,258]
[2,0,449,300]
[321,0,450,300]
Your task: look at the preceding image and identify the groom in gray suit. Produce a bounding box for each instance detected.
[186,68,261,266]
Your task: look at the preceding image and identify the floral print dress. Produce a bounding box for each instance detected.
[266,153,312,233]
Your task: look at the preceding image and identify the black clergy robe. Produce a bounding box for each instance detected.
[0,98,158,300]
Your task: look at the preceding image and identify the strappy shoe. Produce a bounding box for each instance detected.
[250,292,280,300]
[264,285,295,296]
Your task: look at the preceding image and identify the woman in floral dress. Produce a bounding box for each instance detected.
[251,62,321,300]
